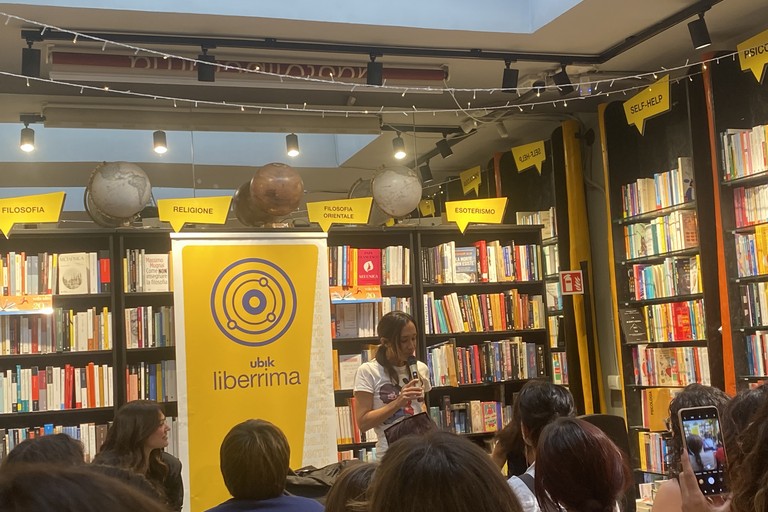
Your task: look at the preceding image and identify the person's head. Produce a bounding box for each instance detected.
[324,462,377,512]
[0,463,170,512]
[219,419,290,501]
[101,400,169,455]
[730,397,768,512]
[722,383,768,462]
[667,384,730,477]
[517,379,575,449]
[368,431,522,512]
[535,417,631,512]
[376,311,417,366]
[1,434,84,468]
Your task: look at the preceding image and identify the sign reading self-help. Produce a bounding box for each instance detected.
[560,270,584,295]
[460,166,482,195]
[510,140,546,174]
[623,74,670,135]
[445,197,507,233]
[157,196,233,232]
[0,192,66,237]
[306,197,372,231]
[737,28,768,83]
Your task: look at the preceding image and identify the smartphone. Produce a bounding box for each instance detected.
[677,405,728,496]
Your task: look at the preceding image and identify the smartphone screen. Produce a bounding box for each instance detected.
[678,406,727,496]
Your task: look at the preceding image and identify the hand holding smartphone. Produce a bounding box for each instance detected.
[677,405,728,496]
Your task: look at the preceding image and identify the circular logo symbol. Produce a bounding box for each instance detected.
[210,258,297,346]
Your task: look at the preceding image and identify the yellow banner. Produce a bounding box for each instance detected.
[460,166,482,195]
[737,28,768,82]
[445,197,508,233]
[419,198,436,217]
[307,197,372,231]
[511,140,546,174]
[157,196,232,232]
[0,295,53,314]
[623,75,670,135]
[0,192,65,237]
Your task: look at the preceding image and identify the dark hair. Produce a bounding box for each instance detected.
[85,464,166,503]
[219,419,290,500]
[369,431,522,512]
[722,383,768,463]
[667,384,730,477]
[535,417,631,512]
[0,463,170,512]
[730,398,768,512]
[324,462,377,512]
[375,311,417,385]
[516,379,575,448]
[686,435,704,469]
[2,434,84,468]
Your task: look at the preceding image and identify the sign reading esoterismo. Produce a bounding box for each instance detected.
[0,192,66,237]
[623,74,670,135]
[157,196,232,232]
[737,28,768,82]
[445,197,508,233]
[510,140,547,174]
[306,197,373,231]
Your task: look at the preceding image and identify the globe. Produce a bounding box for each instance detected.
[86,161,152,223]
[249,162,304,217]
[371,166,422,218]
[233,181,273,226]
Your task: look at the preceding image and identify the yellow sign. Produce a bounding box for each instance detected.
[307,197,372,231]
[0,192,65,237]
[445,197,508,233]
[511,140,546,174]
[623,75,670,135]
[0,295,53,314]
[157,196,232,232]
[737,28,768,82]
[460,166,482,196]
[419,198,436,217]
[385,217,395,227]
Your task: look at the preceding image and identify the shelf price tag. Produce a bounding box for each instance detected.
[460,166,482,195]
[511,140,546,174]
[737,28,768,82]
[445,197,507,233]
[157,196,232,232]
[419,198,436,217]
[307,197,372,231]
[623,74,670,135]
[0,192,65,237]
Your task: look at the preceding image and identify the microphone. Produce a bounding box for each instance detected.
[407,355,419,381]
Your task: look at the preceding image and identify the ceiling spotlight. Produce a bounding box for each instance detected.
[460,118,477,134]
[21,40,41,78]
[286,133,300,157]
[19,114,44,153]
[197,47,216,82]
[419,161,434,184]
[501,59,519,93]
[688,13,711,50]
[436,137,453,159]
[367,54,383,86]
[393,133,406,160]
[552,67,575,96]
[153,130,168,154]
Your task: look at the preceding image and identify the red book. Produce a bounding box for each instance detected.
[473,240,489,282]
[98,250,111,293]
[356,248,382,285]
[87,362,96,409]
[672,302,693,340]
[31,366,39,411]
[64,364,73,409]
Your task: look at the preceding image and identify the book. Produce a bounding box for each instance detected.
[98,250,111,293]
[453,246,478,283]
[356,248,382,285]
[57,252,89,295]
[142,254,170,292]
[338,353,362,390]
[618,308,649,344]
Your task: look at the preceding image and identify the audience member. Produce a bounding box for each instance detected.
[535,417,631,512]
[324,462,377,512]
[0,434,84,468]
[86,464,167,503]
[205,419,323,512]
[721,383,768,463]
[368,430,523,512]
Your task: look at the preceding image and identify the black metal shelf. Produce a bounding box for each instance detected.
[614,201,697,226]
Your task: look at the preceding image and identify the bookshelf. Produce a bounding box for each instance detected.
[599,73,723,477]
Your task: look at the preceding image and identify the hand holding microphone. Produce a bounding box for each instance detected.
[398,356,424,405]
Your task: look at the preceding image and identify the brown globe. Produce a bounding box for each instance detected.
[249,162,304,217]
[233,181,273,226]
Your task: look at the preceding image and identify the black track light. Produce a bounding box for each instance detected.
[552,67,575,96]
[393,133,406,160]
[688,14,711,50]
[153,130,168,154]
[367,54,383,86]
[197,47,216,82]
[19,114,44,152]
[436,137,453,159]
[286,133,300,157]
[419,162,434,184]
[21,40,41,78]
[501,60,519,93]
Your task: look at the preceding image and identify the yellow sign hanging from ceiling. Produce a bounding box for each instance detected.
[737,28,768,82]
[460,166,482,196]
[157,196,233,232]
[623,74,670,135]
[0,192,66,237]
[418,199,436,217]
[306,197,372,231]
[510,140,546,174]
[445,197,507,233]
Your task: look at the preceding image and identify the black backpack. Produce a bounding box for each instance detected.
[286,459,366,503]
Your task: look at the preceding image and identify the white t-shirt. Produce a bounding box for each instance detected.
[353,359,432,454]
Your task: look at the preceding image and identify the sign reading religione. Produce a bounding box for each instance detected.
[0,192,66,237]
[623,74,670,135]
[157,196,233,232]
[445,197,507,233]
[737,28,768,82]
[510,140,547,174]
[306,197,373,231]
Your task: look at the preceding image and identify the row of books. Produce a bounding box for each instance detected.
[631,345,711,387]
[551,351,569,385]
[125,360,178,403]
[542,244,559,277]
[0,363,114,414]
[738,282,768,327]
[629,255,701,301]
[123,250,171,293]
[734,226,768,277]
[428,398,513,434]
[732,184,768,228]
[545,281,562,311]
[548,315,561,348]
[423,290,545,335]
[338,447,377,462]
[637,430,671,475]
[515,208,557,240]
[622,210,698,260]
[332,349,375,391]
[335,397,377,445]
[124,305,176,348]
[720,124,768,180]
[421,240,541,284]
[0,307,113,355]
[619,157,695,218]
[641,300,707,343]
[745,332,768,377]
[331,298,411,339]
[328,245,410,287]
[1,251,111,296]
[426,338,545,387]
